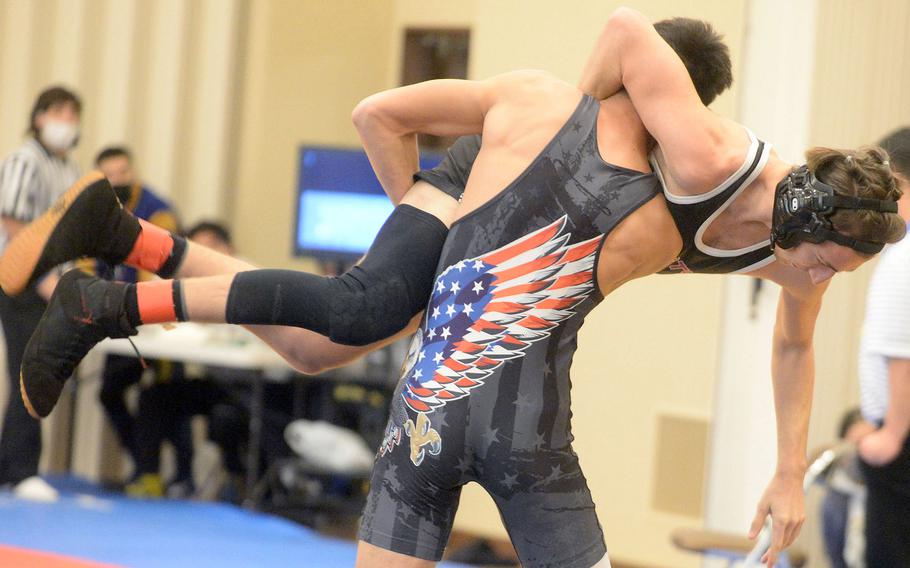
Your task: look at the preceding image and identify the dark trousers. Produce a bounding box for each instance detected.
[0,287,46,485]
[821,488,850,568]
[134,379,226,479]
[861,435,910,567]
[99,354,145,461]
[137,378,293,477]
[101,355,193,480]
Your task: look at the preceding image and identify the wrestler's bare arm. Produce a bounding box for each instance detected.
[353,78,491,206]
[163,80,482,375]
[733,263,827,564]
[384,13,692,219]
[354,71,582,222]
[766,277,825,482]
[581,9,814,564]
[580,7,743,190]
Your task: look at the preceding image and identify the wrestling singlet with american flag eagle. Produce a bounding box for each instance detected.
[359,95,661,567]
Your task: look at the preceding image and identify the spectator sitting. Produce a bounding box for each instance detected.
[93,146,187,491]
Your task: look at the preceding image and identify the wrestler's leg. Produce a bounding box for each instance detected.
[483,445,609,568]
[142,178,455,349]
[175,181,454,362]
[174,242,402,375]
[355,541,435,568]
[174,237,253,277]
[0,175,454,294]
[0,170,450,355]
[13,179,451,417]
[18,221,434,417]
[114,204,441,348]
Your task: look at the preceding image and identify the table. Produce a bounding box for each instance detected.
[94,323,296,506]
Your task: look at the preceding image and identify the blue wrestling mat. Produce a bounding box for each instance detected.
[0,477,468,568]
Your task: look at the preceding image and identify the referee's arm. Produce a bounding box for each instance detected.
[0,154,60,297]
[0,155,39,240]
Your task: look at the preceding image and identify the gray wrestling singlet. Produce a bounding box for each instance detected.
[359,95,661,568]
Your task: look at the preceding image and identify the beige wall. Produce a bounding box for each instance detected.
[231,0,395,271]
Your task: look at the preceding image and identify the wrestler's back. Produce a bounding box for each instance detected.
[456,72,681,297]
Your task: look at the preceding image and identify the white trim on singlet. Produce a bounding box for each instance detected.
[693,142,771,257]
[654,129,761,205]
[649,129,774,259]
[729,254,776,274]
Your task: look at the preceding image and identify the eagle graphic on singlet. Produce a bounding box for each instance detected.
[381,216,601,465]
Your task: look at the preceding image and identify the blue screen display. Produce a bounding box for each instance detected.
[295,147,442,258]
[297,190,394,254]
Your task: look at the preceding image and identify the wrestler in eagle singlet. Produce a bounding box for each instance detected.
[359,94,660,567]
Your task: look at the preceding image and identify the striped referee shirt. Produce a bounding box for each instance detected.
[859,224,910,423]
[0,137,80,252]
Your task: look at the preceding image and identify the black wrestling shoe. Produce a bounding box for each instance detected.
[0,171,141,296]
[20,270,137,419]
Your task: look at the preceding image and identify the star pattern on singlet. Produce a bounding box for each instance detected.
[397,216,601,415]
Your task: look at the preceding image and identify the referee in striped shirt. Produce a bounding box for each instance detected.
[0,86,81,497]
[857,127,910,566]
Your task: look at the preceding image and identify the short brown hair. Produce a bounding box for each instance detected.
[29,86,82,136]
[806,146,906,248]
[655,17,733,106]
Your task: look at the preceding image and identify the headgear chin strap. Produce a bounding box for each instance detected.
[770,165,898,255]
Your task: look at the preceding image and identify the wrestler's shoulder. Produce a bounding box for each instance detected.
[489,70,579,105]
[489,69,572,91]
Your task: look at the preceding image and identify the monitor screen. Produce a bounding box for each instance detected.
[294,146,443,259]
[297,190,395,255]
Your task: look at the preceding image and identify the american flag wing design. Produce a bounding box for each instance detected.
[400,216,601,413]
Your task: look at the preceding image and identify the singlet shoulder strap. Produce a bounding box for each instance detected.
[651,129,768,205]
[653,128,778,275]
[693,137,772,257]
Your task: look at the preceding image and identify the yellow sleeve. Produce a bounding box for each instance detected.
[75,258,99,276]
[148,210,179,233]
[137,269,157,282]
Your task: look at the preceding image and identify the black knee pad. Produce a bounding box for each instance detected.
[226,204,447,345]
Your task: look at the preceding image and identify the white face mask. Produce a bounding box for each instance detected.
[39,120,79,153]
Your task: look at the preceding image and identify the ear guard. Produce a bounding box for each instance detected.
[770,165,898,254]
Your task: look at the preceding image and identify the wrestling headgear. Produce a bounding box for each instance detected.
[770,165,898,254]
